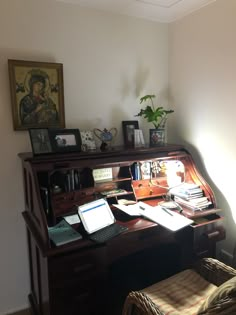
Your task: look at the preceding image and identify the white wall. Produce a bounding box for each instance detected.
[169,0,236,256]
[0,0,168,313]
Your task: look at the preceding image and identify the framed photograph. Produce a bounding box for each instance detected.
[49,129,81,153]
[8,59,65,130]
[29,128,52,155]
[122,120,139,147]
[80,130,96,151]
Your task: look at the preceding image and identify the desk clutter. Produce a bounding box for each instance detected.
[48,199,129,246]
[48,196,194,247]
[48,198,193,247]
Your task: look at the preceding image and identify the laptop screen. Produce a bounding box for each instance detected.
[78,198,115,234]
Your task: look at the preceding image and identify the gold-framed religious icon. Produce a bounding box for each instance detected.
[8,59,65,130]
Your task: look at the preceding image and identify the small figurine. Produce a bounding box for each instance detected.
[100,141,108,151]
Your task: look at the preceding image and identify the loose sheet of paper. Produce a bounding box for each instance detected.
[63,214,81,225]
[113,202,193,232]
[113,203,142,216]
[113,201,154,216]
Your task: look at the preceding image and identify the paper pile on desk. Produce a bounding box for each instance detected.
[113,202,193,232]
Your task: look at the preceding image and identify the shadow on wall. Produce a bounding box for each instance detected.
[189,143,236,270]
[185,142,230,212]
[184,142,236,258]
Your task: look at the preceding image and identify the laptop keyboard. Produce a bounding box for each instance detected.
[88,223,128,243]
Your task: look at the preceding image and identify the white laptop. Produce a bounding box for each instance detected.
[78,198,127,242]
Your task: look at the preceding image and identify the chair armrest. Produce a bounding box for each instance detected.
[122,291,164,315]
[194,258,236,286]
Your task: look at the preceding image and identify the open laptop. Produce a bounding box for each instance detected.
[78,198,128,243]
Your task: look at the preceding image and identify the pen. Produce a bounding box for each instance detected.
[161,206,173,216]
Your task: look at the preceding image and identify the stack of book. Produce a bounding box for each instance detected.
[131,161,152,180]
[169,183,212,211]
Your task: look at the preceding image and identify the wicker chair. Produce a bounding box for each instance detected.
[122,258,236,315]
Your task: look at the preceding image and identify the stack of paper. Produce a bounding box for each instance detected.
[169,183,203,199]
[174,196,212,211]
[169,183,212,211]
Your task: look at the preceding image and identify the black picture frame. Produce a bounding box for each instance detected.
[122,120,139,147]
[49,129,81,153]
[29,128,53,155]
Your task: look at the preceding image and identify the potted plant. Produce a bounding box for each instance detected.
[135,94,174,146]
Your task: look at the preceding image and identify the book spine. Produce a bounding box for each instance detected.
[74,170,80,190]
[40,186,49,216]
[65,172,71,192]
[70,169,75,191]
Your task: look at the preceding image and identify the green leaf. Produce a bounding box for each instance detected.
[136,94,174,128]
[140,94,156,104]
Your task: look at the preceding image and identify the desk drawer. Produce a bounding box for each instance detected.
[191,214,225,257]
[50,286,97,315]
[191,214,225,240]
[49,268,106,315]
[49,247,107,284]
[49,248,107,315]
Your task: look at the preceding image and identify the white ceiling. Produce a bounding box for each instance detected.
[56,0,216,23]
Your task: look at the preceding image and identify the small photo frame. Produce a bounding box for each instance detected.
[29,128,52,155]
[49,129,81,153]
[122,120,139,147]
[80,130,96,151]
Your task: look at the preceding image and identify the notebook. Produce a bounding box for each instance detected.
[78,198,128,243]
[138,202,194,232]
[48,219,82,246]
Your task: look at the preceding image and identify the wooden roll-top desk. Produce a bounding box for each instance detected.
[19,144,225,315]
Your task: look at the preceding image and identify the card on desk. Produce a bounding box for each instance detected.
[113,202,194,232]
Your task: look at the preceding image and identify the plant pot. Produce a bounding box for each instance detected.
[149,128,165,146]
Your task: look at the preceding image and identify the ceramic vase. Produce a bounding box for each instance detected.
[149,128,165,146]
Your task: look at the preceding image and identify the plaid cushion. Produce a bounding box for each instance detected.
[142,269,217,315]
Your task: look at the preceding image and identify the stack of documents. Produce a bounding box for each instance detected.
[174,196,212,211]
[169,183,203,199]
[169,183,212,211]
[113,202,193,232]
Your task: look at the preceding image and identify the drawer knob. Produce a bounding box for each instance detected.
[206,230,220,239]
